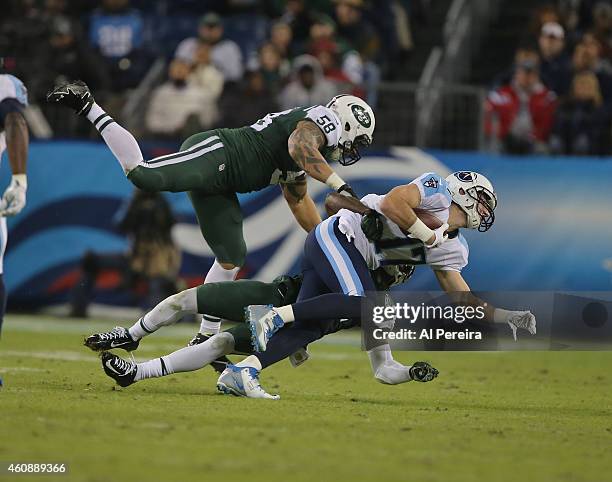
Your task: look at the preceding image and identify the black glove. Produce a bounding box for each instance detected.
[337,183,357,198]
[409,362,439,382]
[361,209,384,241]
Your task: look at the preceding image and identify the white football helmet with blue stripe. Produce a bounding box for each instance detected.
[446,171,497,232]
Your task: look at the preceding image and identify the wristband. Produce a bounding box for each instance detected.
[325,172,346,191]
[12,174,27,189]
[407,217,435,243]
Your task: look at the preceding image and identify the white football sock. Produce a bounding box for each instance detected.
[128,288,198,340]
[274,305,295,323]
[135,358,165,381]
[236,354,262,371]
[134,332,235,381]
[86,103,143,173]
[198,260,240,335]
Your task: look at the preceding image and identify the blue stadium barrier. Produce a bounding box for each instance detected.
[2,142,611,308]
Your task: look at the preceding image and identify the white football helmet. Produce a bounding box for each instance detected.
[326,94,375,165]
[445,171,498,231]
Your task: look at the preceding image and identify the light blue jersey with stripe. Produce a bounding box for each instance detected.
[315,217,365,296]
[0,74,28,106]
[336,173,470,273]
[0,74,28,158]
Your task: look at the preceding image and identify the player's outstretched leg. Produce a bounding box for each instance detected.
[84,288,198,352]
[100,332,236,388]
[47,81,143,176]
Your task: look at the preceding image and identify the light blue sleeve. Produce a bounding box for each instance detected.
[410,172,452,207]
[7,75,28,106]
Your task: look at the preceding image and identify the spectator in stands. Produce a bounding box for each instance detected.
[70,190,179,318]
[89,0,152,91]
[145,58,220,137]
[308,14,364,86]
[528,5,562,40]
[252,42,289,96]
[219,70,278,128]
[592,1,612,58]
[45,16,110,92]
[270,20,294,61]
[175,12,243,83]
[41,15,111,137]
[309,38,364,97]
[188,42,224,96]
[485,50,558,154]
[550,70,610,155]
[333,0,382,104]
[280,0,318,48]
[538,22,572,95]
[567,34,612,105]
[334,0,380,62]
[278,55,338,110]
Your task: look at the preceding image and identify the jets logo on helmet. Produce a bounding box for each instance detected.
[351,104,371,128]
[326,94,375,166]
[446,171,498,232]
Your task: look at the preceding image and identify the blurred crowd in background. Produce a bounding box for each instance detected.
[485,1,612,156]
[2,0,612,156]
[1,0,417,140]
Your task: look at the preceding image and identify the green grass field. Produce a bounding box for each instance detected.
[1,315,611,482]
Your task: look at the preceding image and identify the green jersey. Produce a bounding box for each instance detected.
[217,105,342,193]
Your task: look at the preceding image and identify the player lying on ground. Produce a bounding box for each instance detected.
[85,266,436,399]
[47,81,374,343]
[234,171,536,397]
[84,275,301,396]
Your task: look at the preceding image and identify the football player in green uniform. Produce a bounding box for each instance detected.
[46,81,375,343]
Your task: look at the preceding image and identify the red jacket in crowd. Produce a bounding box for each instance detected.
[485,83,558,142]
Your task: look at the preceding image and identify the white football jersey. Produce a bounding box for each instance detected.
[303,105,342,147]
[0,74,28,158]
[336,172,470,272]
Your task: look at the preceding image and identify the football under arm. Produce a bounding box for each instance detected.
[367,344,413,385]
[281,178,322,232]
[288,120,340,187]
[380,184,442,247]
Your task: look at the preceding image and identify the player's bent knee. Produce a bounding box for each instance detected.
[211,331,234,354]
[127,167,167,192]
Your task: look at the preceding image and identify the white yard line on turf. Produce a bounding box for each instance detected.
[0,349,361,364]
[2,315,363,347]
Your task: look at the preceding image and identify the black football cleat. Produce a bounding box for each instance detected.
[409,361,439,382]
[84,326,139,352]
[46,80,94,116]
[101,351,137,387]
[187,332,231,374]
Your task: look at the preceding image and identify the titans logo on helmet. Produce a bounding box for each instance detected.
[455,171,476,182]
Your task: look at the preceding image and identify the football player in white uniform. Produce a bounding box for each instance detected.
[219,171,536,398]
[0,73,29,334]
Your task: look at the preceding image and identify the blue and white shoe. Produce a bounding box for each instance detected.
[216,364,280,400]
[245,304,285,352]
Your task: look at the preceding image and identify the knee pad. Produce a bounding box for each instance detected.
[128,168,167,192]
